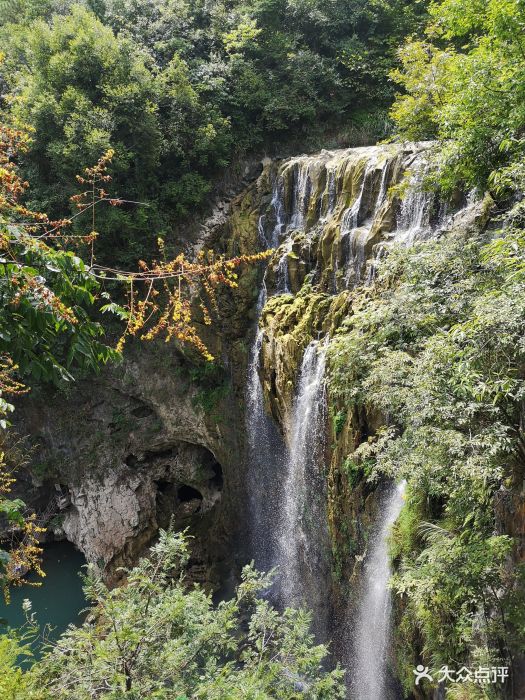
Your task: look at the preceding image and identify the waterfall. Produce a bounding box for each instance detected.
[290,162,311,230]
[277,341,331,637]
[245,180,289,571]
[246,300,289,572]
[375,157,393,214]
[268,143,477,292]
[270,176,286,244]
[245,289,273,570]
[246,178,332,629]
[394,161,434,246]
[243,144,475,676]
[341,158,376,234]
[275,236,293,294]
[340,158,379,287]
[351,481,407,700]
[326,167,337,215]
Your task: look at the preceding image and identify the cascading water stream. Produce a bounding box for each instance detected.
[375,158,393,214]
[290,162,311,230]
[246,168,333,615]
[326,167,337,215]
[351,481,407,700]
[277,340,331,639]
[341,158,378,287]
[270,176,286,243]
[341,159,375,234]
[245,178,288,571]
[275,236,293,293]
[243,145,476,686]
[245,285,283,571]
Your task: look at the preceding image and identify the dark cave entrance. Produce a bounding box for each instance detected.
[177,484,203,502]
[154,445,224,529]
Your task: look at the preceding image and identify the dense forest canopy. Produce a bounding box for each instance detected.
[391,0,525,195]
[0,0,425,263]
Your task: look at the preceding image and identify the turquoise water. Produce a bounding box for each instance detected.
[0,540,87,657]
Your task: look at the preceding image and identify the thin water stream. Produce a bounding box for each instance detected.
[351,482,407,699]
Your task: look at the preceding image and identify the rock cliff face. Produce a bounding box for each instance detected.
[15,140,519,697]
[15,140,476,598]
[14,163,265,588]
[249,142,463,428]
[16,343,247,588]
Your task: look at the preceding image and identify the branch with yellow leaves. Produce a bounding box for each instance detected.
[94,246,272,360]
[0,359,43,601]
[1,127,273,362]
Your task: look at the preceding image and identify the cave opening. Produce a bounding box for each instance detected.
[131,404,154,419]
[125,453,139,467]
[177,484,203,503]
[153,445,224,530]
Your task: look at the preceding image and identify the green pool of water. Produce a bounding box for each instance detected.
[0,540,87,656]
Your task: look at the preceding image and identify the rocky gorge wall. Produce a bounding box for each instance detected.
[229,141,505,697]
[10,163,266,589]
[14,143,443,584]
[15,344,245,589]
[11,139,523,697]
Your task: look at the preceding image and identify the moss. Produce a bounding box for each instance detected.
[192,382,231,415]
[110,408,133,431]
[151,418,163,433]
[31,459,58,480]
[174,360,233,417]
[394,602,424,695]
[342,456,363,488]
[332,409,347,438]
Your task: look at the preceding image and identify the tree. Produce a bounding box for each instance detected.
[19,529,345,699]
[390,0,525,195]
[0,6,232,264]
[327,201,525,690]
[0,126,118,383]
[0,360,44,600]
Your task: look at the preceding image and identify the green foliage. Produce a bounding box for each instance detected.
[391,0,525,195]
[341,456,366,489]
[332,409,346,438]
[192,382,230,415]
[14,529,345,699]
[328,203,525,674]
[0,127,119,597]
[173,359,231,414]
[1,0,426,264]
[1,6,231,265]
[0,239,117,385]
[0,628,33,700]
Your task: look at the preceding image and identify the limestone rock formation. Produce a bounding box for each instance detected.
[16,344,242,588]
